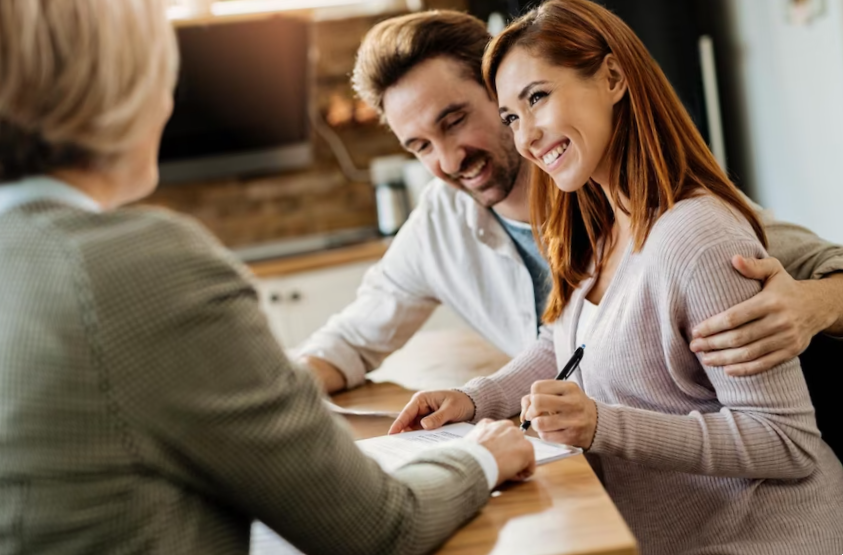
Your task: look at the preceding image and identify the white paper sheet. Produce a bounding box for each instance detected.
[250,522,303,555]
[356,422,579,472]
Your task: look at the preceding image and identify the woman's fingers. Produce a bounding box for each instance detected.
[522,393,578,421]
[530,379,581,395]
[389,400,423,434]
[389,391,433,434]
[520,395,531,423]
[531,413,593,447]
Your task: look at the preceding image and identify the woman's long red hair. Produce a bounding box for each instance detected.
[483,0,765,323]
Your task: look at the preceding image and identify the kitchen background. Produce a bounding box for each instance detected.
[149,0,842,354]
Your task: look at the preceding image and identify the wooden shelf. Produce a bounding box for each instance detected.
[248,238,390,277]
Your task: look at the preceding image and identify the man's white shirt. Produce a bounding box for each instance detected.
[295,179,538,389]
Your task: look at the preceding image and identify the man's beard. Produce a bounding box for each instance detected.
[446,145,522,208]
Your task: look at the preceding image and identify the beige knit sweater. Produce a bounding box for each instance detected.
[459,196,843,555]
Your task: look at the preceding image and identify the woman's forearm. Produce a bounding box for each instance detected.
[458,327,558,421]
[589,393,820,480]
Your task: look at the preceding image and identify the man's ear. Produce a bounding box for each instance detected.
[603,54,628,105]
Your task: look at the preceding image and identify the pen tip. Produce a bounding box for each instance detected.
[580,344,586,349]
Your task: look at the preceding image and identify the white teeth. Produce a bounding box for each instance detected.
[541,142,569,166]
[460,158,487,180]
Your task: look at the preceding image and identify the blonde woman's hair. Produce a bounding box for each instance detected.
[0,0,178,182]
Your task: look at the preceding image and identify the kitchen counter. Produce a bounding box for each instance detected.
[248,238,389,278]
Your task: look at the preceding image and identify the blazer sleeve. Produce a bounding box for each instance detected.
[589,239,823,480]
[295,208,439,389]
[87,211,488,555]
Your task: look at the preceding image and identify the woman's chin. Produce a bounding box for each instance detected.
[551,175,587,194]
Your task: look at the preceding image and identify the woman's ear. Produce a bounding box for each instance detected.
[603,54,628,104]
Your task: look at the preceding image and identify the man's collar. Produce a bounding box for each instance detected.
[455,187,522,260]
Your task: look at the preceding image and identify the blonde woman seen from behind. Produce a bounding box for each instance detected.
[0,1,535,553]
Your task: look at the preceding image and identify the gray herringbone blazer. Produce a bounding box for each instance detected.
[0,200,488,554]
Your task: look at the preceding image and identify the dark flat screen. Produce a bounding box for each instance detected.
[159,16,309,162]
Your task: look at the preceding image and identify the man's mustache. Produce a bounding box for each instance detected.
[447,150,489,180]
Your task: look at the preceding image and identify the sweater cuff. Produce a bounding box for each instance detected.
[588,401,625,456]
[456,377,511,422]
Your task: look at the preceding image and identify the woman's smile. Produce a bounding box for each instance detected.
[535,139,571,171]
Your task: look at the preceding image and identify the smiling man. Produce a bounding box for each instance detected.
[383,55,528,218]
[295,11,843,403]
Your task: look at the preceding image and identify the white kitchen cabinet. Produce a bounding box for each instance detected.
[257,260,372,348]
[256,260,467,349]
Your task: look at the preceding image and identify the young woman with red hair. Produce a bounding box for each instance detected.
[412,0,843,552]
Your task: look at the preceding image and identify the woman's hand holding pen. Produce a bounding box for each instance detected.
[520,381,598,449]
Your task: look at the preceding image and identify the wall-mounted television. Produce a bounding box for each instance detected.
[158,16,312,184]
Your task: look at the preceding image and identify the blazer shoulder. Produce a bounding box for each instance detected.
[67,207,254,300]
[93,206,223,250]
[88,207,237,261]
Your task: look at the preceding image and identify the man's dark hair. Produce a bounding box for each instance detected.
[351,11,491,117]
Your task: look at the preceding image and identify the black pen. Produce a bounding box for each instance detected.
[520,344,585,432]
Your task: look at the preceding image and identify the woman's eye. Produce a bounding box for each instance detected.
[501,114,517,126]
[415,142,430,154]
[528,91,548,107]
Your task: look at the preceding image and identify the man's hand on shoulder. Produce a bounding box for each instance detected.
[300,356,347,394]
[690,255,841,377]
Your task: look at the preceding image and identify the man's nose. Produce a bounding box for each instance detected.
[439,143,466,177]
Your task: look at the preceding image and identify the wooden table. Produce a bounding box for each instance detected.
[332,376,638,555]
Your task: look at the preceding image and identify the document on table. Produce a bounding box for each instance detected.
[357,422,579,472]
[250,522,303,555]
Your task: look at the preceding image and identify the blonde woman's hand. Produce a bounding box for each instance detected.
[465,419,536,486]
[521,381,597,449]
